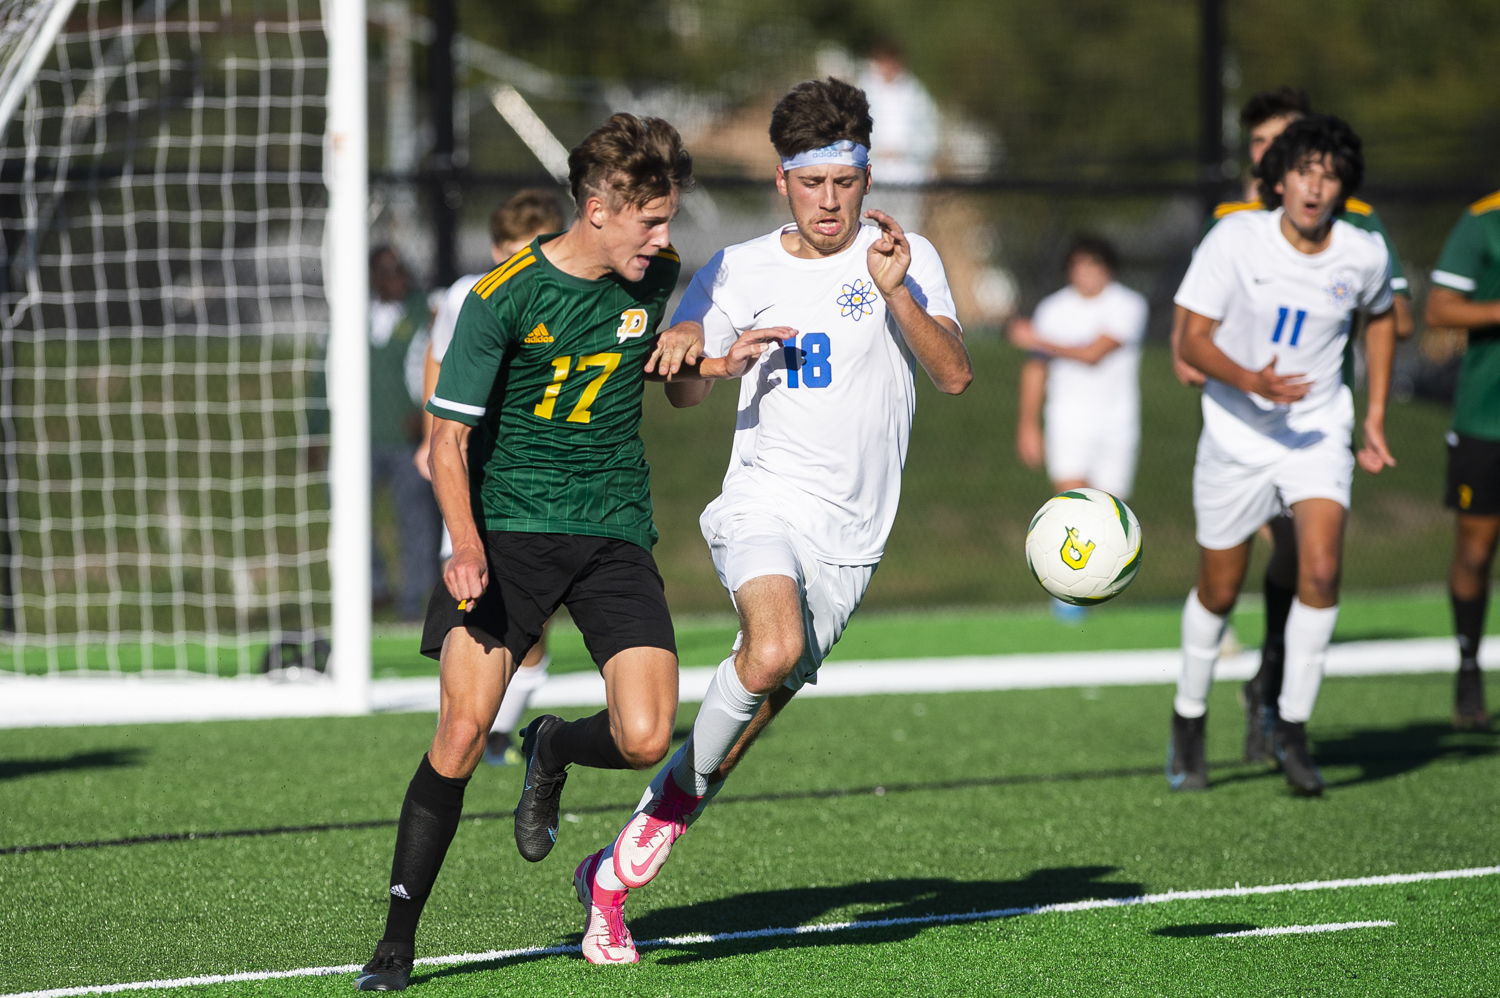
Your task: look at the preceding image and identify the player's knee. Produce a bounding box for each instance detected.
[739,635,801,694]
[1300,557,1341,604]
[435,716,486,762]
[1197,582,1238,617]
[616,724,671,770]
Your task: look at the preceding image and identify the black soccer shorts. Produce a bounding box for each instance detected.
[420,532,677,670]
[1445,432,1500,516]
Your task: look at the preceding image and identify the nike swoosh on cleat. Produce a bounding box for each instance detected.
[629,838,671,878]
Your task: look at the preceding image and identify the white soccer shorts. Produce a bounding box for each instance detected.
[1192,420,1354,550]
[1044,419,1140,499]
[701,505,875,692]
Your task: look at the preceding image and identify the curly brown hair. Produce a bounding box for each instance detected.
[769,78,873,159]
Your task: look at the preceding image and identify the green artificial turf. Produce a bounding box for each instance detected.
[372,587,1500,678]
[2,670,1496,995]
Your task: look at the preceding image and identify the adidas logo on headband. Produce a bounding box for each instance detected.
[780,140,871,172]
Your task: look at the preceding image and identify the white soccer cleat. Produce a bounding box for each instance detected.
[574,849,638,965]
[612,771,702,890]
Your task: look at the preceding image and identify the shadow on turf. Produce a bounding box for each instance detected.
[1314,721,1497,788]
[1153,923,1256,938]
[0,748,146,782]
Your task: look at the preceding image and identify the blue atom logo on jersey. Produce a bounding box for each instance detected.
[837,279,878,321]
[1325,271,1356,307]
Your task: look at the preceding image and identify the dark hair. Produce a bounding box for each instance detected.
[1239,86,1312,129]
[369,244,401,269]
[490,189,565,245]
[568,113,694,212]
[769,78,873,159]
[1256,114,1363,213]
[1065,233,1118,274]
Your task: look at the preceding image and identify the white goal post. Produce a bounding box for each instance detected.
[0,0,370,726]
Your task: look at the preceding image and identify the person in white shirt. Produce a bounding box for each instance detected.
[1010,234,1149,500]
[1168,115,1397,796]
[416,189,565,766]
[857,40,940,233]
[567,77,972,964]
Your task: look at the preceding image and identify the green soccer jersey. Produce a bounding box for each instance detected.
[425,235,681,549]
[1433,189,1500,442]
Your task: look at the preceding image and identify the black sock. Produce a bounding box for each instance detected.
[381,754,469,947]
[1263,571,1295,650]
[543,709,631,770]
[1452,591,1488,671]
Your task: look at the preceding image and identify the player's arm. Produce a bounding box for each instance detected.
[1007,316,1118,364]
[1178,309,1311,403]
[651,324,798,411]
[1357,306,1397,475]
[428,416,485,602]
[1169,304,1207,386]
[413,342,441,481]
[1425,288,1500,329]
[1016,358,1046,470]
[865,209,971,394]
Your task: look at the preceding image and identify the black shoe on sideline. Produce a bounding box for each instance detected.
[1455,667,1490,729]
[1274,720,1324,796]
[1166,711,1208,791]
[514,714,569,862]
[355,940,413,991]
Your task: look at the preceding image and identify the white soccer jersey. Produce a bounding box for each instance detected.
[429,273,484,363]
[1174,208,1392,457]
[674,223,960,564]
[1033,281,1148,430]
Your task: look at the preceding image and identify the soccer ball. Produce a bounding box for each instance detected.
[1025,488,1142,606]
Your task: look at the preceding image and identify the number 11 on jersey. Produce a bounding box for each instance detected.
[782,333,833,389]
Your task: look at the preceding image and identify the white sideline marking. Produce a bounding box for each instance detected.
[8,865,1496,997]
[1214,920,1395,938]
[0,635,1485,725]
[370,635,1489,712]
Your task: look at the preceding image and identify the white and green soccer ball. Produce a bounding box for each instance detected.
[1025,488,1143,606]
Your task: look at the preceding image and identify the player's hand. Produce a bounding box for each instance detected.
[1357,416,1396,474]
[1007,317,1044,354]
[645,321,706,378]
[1246,358,1312,404]
[413,439,432,481]
[865,209,912,297]
[723,326,797,378]
[1172,353,1207,387]
[444,540,488,605]
[1016,422,1045,470]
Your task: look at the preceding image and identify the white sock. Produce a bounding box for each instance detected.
[671,655,764,796]
[492,655,549,735]
[1175,588,1228,719]
[1279,600,1338,723]
[594,839,628,892]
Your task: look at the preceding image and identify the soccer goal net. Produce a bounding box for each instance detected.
[0,0,369,724]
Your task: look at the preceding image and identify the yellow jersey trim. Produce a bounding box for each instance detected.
[1343,197,1373,216]
[473,248,534,298]
[1469,189,1500,216]
[476,253,536,300]
[1213,199,1262,219]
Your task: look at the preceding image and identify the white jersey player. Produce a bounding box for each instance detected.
[567,78,973,965]
[1011,234,1148,499]
[1167,114,1397,796]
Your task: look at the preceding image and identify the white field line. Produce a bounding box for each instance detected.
[8,865,1497,998]
[1214,920,1395,938]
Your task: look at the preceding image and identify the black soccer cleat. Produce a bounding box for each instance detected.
[1274,720,1324,796]
[1454,667,1490,729]
[1240,673,1269,765]
[355,940,413,991]
[514,714,569,862]
[1166,710,1208,791]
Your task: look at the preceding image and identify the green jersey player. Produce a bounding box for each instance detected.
[1427,188,1500,729]
[1169,87,1414,767]
[355,114,788,992]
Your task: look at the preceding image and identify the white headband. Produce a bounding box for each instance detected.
[780,140,870,172]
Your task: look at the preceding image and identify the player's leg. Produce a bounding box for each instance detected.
[1170,541,1251,791]
[1450,513,1497,727]
[514,538,678,862]
[485,621,551,765]
[1271,497,1345,796]
[1243,514,1297,764]
[359,622,514,991]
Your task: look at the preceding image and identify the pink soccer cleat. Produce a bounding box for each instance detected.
[611,771,703,889]
[574,849,638,965]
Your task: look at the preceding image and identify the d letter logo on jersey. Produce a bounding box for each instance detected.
[1060,527,1095,570]
[616,308,649,342]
